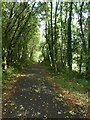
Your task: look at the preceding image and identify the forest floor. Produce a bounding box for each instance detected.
[2,63,89,119]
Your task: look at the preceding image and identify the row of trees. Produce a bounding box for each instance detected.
[38,1,90,80]
[2,2,40,69]
[2,1,90,80]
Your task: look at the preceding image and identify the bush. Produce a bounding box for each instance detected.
[2,66,18,85]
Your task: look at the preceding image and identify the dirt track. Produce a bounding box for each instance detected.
[2,63,84,118]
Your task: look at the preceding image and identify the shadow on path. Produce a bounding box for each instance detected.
[2,63,84,118]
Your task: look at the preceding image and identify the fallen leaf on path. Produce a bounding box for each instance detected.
[20,106,24,110]
[10,103,15,106]
[37,112,41,115]
[17,113,22,117]
[58,111,61,114]
[34,88,40,93]
[65,116,69,118]
[15,106,17,109]
[69,110,76,115]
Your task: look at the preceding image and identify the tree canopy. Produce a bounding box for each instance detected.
[2,1,90,81]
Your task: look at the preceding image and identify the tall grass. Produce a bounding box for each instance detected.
[43,61,88,93]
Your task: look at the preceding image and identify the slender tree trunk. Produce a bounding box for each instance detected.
[67,2,73,71]
[79,2,88,75]
[45,3,52,63]
[54,1,58,72]
[50,2,56,71]
[63,3,68,67]
[44,3,49,62]
[45,22,50,61]
[59,2,64,67]
[79,2,87,54]
[79,49,82,73]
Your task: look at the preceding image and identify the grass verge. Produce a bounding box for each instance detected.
[42,62,89,118]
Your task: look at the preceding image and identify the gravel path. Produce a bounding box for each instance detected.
[2,63,84,119]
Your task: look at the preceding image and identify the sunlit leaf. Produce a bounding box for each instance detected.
[69,110,76,115]
[10,103,15,106]
[37,112,41,115]
[35,88,40,93]
[17,113,22,117]
[58,111,61,114]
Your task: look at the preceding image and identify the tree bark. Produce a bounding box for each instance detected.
[54,1,59,72]
[50,2,55,70]
[67,2,73,71]
[79,49,82,73]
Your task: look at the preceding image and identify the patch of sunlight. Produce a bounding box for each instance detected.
[16,74,27,78]
[72,63,78,71]
[16,73,35,78]
[33,51,44,62]
[29,73,36,77]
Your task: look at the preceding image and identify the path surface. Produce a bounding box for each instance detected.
[2,63,84,118]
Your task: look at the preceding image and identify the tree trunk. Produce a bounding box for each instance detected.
[79,49,82,73]
[50,2,55,71]
[67,2,73,71]
[54,1,59,72]
[59,2,65,67]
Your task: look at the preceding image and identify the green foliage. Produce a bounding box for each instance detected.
[44,61,88,93]
[2,2,41,71]
[2,66,17,87]
[2,1,90,90]
[2,66,18,80]
[2,59,34,87]
[53,71,88,93]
